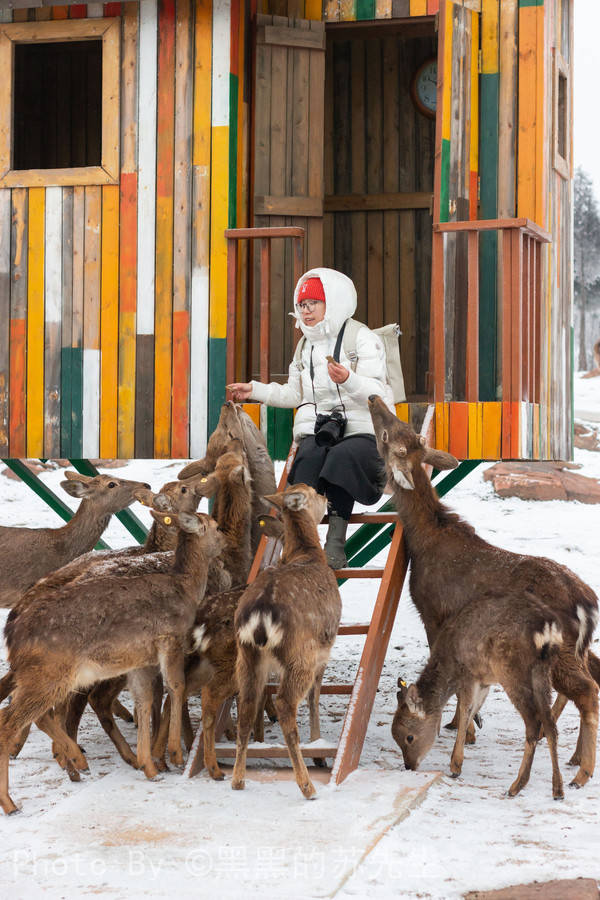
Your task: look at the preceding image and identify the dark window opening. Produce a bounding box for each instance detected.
[557,70,567,161]
[13,40,102,171]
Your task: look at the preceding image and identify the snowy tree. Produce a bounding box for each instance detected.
[574,168,600,370]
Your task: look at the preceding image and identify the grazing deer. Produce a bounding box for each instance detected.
[179,401,276,553]
[0,510,224,814]
[367,395,599,790]
[232,484,341,799]
[394,594,565,798]
[0,471,151,608]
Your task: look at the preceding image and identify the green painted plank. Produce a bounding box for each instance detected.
[228,73,239,229]
[69,459,148,545]
[208,337,227,436]
[4,459,110,550]
[479,70,500,401]
[356,0,375,19]
[267,407,294,461]
[519,0,543,7]
[70,346,84,457]
[440,138,451,223]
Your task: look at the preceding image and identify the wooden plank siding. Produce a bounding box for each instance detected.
[0,0,574,461]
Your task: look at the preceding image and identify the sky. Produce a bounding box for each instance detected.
[574,0,600,194]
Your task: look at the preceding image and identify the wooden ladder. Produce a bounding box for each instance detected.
[187,410,438,784]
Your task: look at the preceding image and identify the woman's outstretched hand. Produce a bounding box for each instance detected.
[226,382,253,402]
[327,361,349,384]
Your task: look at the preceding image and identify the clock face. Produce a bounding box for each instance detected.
[412,58,437,119]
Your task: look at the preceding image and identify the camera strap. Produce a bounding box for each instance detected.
[308,320,348,418]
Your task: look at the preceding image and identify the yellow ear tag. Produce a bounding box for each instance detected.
[399,679,407,688]
[164,516,172,525]
[201,477,208,483]
[259,519,265,527]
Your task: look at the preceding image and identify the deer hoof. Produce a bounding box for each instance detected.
[208,766,225,781]
[567,754,581,767]
[300,781,317,800]
[569,780,582,790]
[231,778,245,791]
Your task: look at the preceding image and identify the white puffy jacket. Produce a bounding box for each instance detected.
[249,267,395,440]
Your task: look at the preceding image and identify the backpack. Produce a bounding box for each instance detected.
[293,318,406,403]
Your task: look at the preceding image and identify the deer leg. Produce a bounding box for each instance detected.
[264,693,278,723]
[308,664,327,768]
[63,690,90,742]
[113,698,134,723]
[0,670,15,705]
[182,702,194,752]
[504,681,544,798]
[159,641,186,768]
[232,650,267,791]
[553,652,598,789]
[151,673,164,741]
[449,694,473,778]
[150,696,170,771]
[8,723,31,758]
[128,669,160,779]
[202,682,233,781]
[274,675,317,800]
[253,691,267,743]
[88,680,138,769]
[35,710,90,778]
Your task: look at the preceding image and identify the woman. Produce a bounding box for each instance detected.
[228,267,395,569]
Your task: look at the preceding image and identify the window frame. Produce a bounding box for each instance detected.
[552,47,570,182]
[0,18,120,189]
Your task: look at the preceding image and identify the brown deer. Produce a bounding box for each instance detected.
[0,471,151,608]
[367,395,599,790]
[0,510,224,814]
[232,484,341,799]
[393,594,565,798]
[179,401,276,553]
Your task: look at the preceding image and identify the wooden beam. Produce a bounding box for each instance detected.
[255,195,323,217]
[324,191,432,212]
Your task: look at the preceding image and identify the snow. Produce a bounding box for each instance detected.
[0,379,599,898]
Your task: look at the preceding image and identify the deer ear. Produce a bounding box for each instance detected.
[64,470,91,483]
[405,684,425,719]
[177,511,206,534]
[134,488,158,507]
[422,448,459,470]
[178,459,208,480]
[61,480,91,498]
[256,514,284,539]
[380,428,389,444]
[231,465,251,485]
[262,492,285,509]
[283,491,308,511]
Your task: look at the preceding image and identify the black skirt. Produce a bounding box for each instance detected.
[288,433,386,506]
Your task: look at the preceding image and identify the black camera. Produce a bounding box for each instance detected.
[314,409,347,447]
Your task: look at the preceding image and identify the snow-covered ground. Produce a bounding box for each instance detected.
[0,376,599,898]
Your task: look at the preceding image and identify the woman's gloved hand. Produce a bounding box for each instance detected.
[327,361,349,384]
[226,382,253,402]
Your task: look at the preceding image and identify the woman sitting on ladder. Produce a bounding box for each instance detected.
[227,267,395,570]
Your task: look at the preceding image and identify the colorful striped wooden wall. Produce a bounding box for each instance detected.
[0,0,249,458]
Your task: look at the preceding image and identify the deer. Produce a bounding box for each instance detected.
[394,593,566,798]
[0,509,224,814]
[178,401,276,554]
[367,394,599,791]
[0,471,151,608]
[232,483,341,799]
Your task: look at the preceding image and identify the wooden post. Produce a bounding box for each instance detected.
[510,227,523,403]
[432,230,445,401]
[260,237,271,384]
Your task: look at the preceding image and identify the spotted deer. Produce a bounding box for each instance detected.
[367,394,599,791]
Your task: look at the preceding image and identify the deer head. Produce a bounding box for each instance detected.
[262,484,327,525]
[178,402,245,479]
[61,472,151,512]
[367,395,458,490]
[392,678,440,770]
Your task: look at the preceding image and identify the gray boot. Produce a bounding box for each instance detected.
[324,514,349,570]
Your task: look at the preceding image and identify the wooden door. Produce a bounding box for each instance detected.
[252,14,325,381]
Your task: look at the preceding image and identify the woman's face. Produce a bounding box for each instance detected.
[298,299,326,327]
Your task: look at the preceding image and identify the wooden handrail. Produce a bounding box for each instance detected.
[225,226,305,387]
[431,218,551,405]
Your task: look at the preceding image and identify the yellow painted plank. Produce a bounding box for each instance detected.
[410,0,427,15]
[442,0,453,143]
[305,0,323,19]
[482,401,501,459]
[395,402,410,423]
[27,186,45,457]
[467,401,483,458]
[209,125,229,340]
[241,402,261,429]
[434,402,449,452]
[481,0,499,75]
[100,184,119,458]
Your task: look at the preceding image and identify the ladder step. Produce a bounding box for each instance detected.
[265,683,354,695]
[214,744,337,759]
[323,512,397,524]
[334,568,384,578]
[338,624,370,635]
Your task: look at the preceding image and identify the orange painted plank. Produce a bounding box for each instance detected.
[434,402,449,452]
[154,0,176,457]
[482,402,501,460]
[510,400,520,458]
[118,171,137,458]
[467,401,483,459]
[241,402,260,429]
[449,402,468,460]
[172,309,190,455]
[27,187,45,458]
[395,402,410,423]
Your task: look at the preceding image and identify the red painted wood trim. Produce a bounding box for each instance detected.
[510,228,523,402]
[70,5,87,17]
[449,402,468,460]
[104,3,122,15]
[501,232,512,403]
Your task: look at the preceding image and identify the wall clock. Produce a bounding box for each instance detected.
[410,57,437,120]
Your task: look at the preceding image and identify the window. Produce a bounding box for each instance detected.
[552,48,570,181]
[0,19,120,188]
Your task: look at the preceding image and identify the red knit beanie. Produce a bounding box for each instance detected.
[298,277,326,304]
